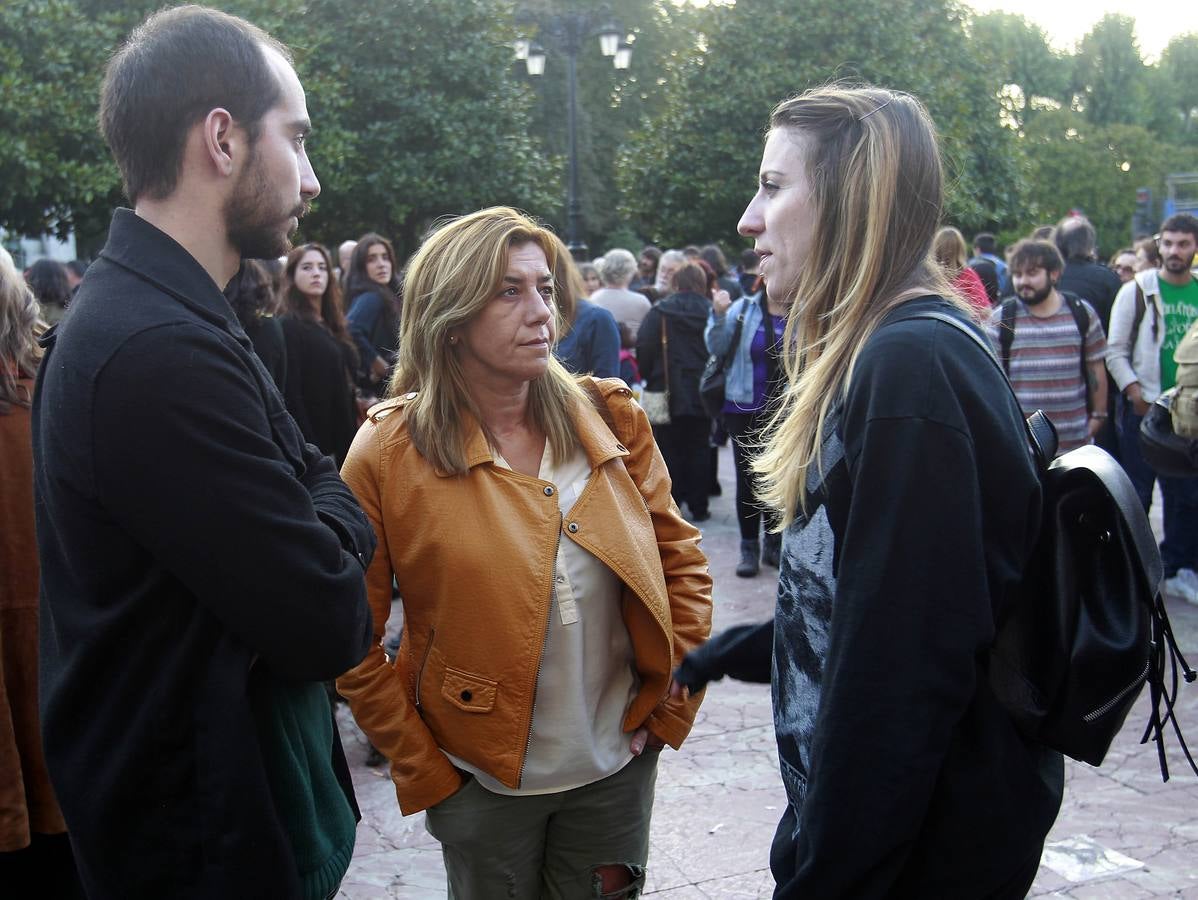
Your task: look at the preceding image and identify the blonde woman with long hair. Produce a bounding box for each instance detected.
[675,86,1063,896]
[336,207,711,896]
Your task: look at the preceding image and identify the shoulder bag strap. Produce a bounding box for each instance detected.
[722,307,747,372]
[660,315,670,394]
[888,309,1057,466]
[1062,292,1092,411]
[999,298,1016,375]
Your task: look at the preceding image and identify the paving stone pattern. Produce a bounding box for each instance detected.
[335,451,1198,898]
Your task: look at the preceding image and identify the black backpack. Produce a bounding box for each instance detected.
[899,310,1196,779]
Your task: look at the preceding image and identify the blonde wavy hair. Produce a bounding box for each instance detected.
[0,247,44,414]
[752,86,964,526]
[388,207,584,475]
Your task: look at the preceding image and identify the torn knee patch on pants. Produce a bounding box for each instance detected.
[591,863,646,899]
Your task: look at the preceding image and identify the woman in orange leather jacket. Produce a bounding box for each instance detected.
[337,209,712,897]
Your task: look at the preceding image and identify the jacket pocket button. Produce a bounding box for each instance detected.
[544,486,555,496]
[460,690,473,702]
[567,522,579,533]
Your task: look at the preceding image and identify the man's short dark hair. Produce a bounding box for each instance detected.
[973,232,997,255]
[740,248,759,270]
[1160,213,1198,240]
[1008,239,1064,276]
[99,5,290,204]
[1055,216,1097,262]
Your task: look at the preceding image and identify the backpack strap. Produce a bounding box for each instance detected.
[888,308,1059,464]
[1061,291,1092,413]
[998,298,1016,375]
[1132,280,1161,343]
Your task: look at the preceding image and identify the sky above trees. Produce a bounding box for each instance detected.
[965,0,1197,59]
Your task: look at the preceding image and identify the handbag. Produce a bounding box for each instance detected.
[699,306,749,419]
[641,317,671,424]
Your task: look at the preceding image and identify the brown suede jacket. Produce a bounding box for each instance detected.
[337,377,712,815]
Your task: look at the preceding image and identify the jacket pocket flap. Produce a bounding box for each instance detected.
[441,666,498,713]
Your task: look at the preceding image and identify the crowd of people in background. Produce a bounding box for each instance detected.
[6,9,1198,897]
[17,208,1198,595]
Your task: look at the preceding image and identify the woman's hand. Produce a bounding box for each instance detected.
[630,680,687,755]
[712,289,732,316]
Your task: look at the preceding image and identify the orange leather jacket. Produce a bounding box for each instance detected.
[337,377,713,814]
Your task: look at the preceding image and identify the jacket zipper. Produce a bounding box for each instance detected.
[518,513,562,787]
[1083,658,1150,722]
[414,627,435,712]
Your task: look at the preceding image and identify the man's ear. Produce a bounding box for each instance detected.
[200,108,238,177]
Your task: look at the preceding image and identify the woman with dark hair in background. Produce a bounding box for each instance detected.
[552,236,620,379]
[700,243,743,301]
[227,259,287,390]
[637,261,723,522]
[345,233,403,400]
[706,278,786,577]
[0,248,82,896]
[25,259,71,327]
[1109,248,1137,284]
[1135,236,1162,273]
[281,243,359,466]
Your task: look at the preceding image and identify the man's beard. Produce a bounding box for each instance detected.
[224,149,308,260]
[1163,253,1195,274]
[1019,282,1054,306]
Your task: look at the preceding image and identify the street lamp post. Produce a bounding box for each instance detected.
[516,10,630,261]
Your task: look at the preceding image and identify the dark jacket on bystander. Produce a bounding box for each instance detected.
[33,209,375,899]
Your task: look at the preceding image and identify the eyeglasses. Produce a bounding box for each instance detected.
[1115,265,1135,275]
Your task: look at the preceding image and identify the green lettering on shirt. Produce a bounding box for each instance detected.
[1158,278,1198,390]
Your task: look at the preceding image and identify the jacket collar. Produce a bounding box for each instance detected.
[442,389,630,478]
[99,208,242,332]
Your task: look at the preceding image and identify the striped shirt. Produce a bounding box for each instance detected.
[986,297,1107,453]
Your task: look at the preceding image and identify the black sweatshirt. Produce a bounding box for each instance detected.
[685,297,1064,897]
[33,210,375,899]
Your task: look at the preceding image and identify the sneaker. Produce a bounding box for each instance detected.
[1176,568,1198,605]
[1163,571,1198,605]
[736,540,760,578]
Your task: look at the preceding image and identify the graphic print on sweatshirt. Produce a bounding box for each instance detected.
[772,417,844,834]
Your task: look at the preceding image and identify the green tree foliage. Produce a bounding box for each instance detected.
[971,12,1069,129]
[7,0,1198,263]
[1159,34,1198,136]
[229,0,560,258]
[1071,14,1149,128]
[516,0,699,254]
[1,0,560,261]
[0,0,126,249]
[616,0,1023,248]
[1020,109,1198,251]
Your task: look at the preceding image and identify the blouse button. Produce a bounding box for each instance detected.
[567,522,579,533]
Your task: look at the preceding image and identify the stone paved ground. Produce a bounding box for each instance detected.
[335,449,1198,898]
